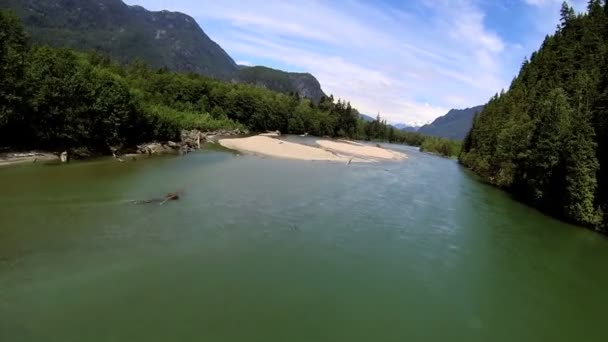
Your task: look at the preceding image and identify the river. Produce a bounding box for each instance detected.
[1,145,607,341]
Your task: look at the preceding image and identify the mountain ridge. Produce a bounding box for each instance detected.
[418,105,484,140]
[393,123,420,132]
[236,66,326,103]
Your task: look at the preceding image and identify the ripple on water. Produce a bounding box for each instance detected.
[0,149,608,341]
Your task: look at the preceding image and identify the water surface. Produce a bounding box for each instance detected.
[1,146,606,341]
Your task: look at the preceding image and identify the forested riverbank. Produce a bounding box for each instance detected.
[460,1,608,232]
[0,10,459,159]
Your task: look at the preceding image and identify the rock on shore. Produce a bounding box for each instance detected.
[1,128,246,166]
[136,129,245,155]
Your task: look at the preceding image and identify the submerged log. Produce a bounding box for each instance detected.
[131,191,181,206]
[160,192,180,206]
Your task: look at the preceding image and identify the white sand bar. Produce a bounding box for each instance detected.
[219,136,365,162]
[219,135,405,162]
[317,140,406,160]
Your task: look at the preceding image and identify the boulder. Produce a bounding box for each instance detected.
[135,128,245,156]
[181,129,202,149]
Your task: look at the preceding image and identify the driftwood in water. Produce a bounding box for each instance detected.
[131,192,181,206]
[159,192,180,206]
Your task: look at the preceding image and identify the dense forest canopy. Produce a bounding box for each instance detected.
[460,0,608,231]
[0,10,459,157]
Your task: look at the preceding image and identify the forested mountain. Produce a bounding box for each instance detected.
[418,105,484,140]
[460,1,608,232]
[0,0,326,100]
[0,0,238,78]
[236,66,326,103]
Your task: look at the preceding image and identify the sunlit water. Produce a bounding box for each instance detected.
[1,145,607,341]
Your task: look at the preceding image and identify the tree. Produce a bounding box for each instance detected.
[561,107,600,225]
[560,1,575,27]
[0,10,28,144]
[88,69,137,149]
[587,0,603,15]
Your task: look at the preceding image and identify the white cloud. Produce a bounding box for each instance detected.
[124,0,565,124]
[236,60,253,67]
[523,0,586,7]
[523,0,559,6]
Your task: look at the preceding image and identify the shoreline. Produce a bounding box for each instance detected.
[0,152,60,167]
[1,133,408,169]
[0,129,244,169]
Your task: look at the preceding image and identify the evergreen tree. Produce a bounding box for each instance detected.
[0,10,28,144]
[461,3,608,231]
[560,1,575,28]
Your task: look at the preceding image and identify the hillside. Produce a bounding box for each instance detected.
[393,123,420,132]
[0,0,238,78]
[359,114,376,122]
[460,1,608,232]
[0,0,325,99]
[236,66,326,103]
[418,105,484,140]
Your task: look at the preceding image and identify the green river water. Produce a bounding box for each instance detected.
[1,144,607,341]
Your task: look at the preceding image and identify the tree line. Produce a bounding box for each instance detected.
[0,9,459,158]
[460,1,608,231]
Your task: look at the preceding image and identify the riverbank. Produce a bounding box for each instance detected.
[1,132,406,168]
[0,151,60,167]
[219,135,406,162]
[0,129,245,168]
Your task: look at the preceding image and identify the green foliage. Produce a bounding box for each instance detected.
[460,4,608,230]
[142,104,244,141]
[420,137,462,158]
[22,46,135,149]
[0,10,28,142]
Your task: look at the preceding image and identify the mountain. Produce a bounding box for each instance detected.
[359,114,376,122]
[0,0,325,99]
[0,0,238,78]
[393,123,420,132]
[236,66,326,103]
[418,105,484,140]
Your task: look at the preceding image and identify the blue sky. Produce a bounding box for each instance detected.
[124,0,587,125]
